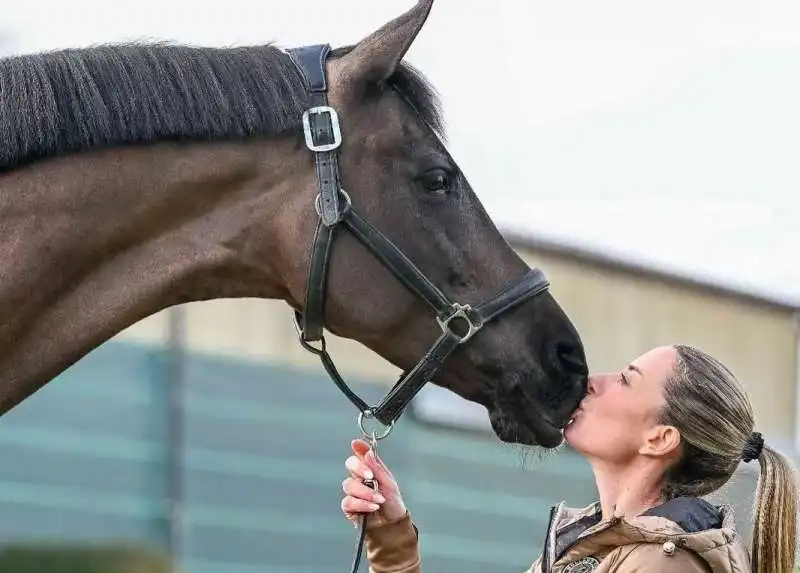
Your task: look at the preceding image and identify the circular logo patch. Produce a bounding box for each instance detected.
[563,556,600,572]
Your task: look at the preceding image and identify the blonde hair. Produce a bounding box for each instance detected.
[658,344,799,573]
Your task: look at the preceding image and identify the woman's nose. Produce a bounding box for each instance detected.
[586,373,609,395]
[587,375,599,395]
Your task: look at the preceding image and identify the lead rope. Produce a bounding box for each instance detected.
[350,513,370,573]
[350,438,376,573]
[350,413,393,572]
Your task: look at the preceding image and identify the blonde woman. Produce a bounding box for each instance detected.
[340,344,799,572]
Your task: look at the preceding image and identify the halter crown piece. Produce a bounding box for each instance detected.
[741,431,764,463]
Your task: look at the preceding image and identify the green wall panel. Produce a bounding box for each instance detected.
[0,340,601,573]
[0,342,170,548]
[179,349,598,572]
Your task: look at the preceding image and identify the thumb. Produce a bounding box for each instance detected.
[351,439,394,483]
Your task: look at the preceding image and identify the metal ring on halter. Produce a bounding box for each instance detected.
[314,188,352,220]
[358,410,394,441]
[292,313,326,354]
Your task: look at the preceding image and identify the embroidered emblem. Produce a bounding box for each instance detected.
[563,556,600,572]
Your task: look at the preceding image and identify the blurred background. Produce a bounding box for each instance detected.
[0,1,798,572]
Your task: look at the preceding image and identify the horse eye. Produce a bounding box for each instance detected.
[419,168,452,195]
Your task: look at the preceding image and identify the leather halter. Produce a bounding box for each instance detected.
[286,43,551,572]
[287,44,549,573]
[286,43,551,430]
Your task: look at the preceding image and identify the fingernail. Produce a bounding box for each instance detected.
[373,494,385,504]
[368,503,380,511]
[364,469,374,480]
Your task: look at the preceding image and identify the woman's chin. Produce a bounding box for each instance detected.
[563,419,584,450]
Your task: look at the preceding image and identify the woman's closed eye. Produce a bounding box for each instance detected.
[618,372,630,386]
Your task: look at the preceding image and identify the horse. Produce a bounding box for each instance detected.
[0,0,588,449]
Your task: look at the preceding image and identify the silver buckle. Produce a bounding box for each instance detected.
[302,106,342,152]
[437,303,482,344]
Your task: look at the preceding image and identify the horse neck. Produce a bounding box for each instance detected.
[0,138,298,415]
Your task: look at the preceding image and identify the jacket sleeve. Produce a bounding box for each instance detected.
[364,512,422,573]
[606,543,711,572]
[364,512,543,573]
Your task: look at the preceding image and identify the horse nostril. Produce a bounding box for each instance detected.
[556,342,587,376]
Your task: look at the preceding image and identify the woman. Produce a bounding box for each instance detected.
[340,344,799,572]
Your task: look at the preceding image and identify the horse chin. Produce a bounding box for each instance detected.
[489,409,565,449]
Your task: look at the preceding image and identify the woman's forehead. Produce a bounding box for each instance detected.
[631,346,678,381]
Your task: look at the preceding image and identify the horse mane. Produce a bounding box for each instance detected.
[0,41,444,172]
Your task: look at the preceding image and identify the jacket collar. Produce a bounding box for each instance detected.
[540,496,738,572]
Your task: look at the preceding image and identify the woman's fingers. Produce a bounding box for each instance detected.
[351,439,396,483]
[341,438,408,526]
[340,458,385,523]
[341,494,381,515]
[344,454,374,481]
[343,477,386,504]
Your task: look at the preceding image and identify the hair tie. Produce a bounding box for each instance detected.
[741,431,764,463]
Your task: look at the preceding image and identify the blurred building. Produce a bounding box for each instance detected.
[0,231,795,573]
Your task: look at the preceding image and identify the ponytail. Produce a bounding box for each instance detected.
[751,444,799,573]
[657,345,800,572]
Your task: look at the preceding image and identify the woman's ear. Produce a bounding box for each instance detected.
[639,424,682,459]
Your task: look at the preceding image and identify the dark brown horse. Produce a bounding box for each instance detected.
[0,0,587,448]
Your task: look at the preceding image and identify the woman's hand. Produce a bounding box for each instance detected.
[341,438,407,527]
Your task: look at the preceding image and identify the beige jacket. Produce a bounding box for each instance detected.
[364,496,751,572]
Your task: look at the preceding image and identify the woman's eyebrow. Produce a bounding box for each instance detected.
[627,364,644,376]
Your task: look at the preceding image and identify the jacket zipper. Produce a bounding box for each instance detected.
[552,517,622,569]
[541,504,558,573]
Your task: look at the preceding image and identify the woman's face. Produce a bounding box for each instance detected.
[564,345,679,464]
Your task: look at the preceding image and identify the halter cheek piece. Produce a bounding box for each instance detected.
[286,44,551,571]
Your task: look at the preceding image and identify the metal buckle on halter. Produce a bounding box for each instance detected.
[437,302,483,344]
[314,188,352,220]
[302,105,342,152]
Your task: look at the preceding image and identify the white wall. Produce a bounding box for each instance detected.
[3,0,799,305]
